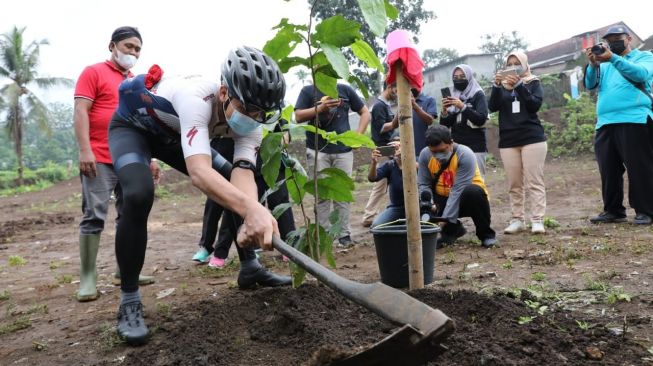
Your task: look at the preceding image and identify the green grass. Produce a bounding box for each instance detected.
[0,290,10,301]
[55,273,73,284]
[0,315,31,335]
[531,272,546,282]
[8,255,27,266]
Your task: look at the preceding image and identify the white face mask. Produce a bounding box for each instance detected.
[115,49,138,70]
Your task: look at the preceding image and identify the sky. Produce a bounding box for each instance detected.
[2,0,652,106]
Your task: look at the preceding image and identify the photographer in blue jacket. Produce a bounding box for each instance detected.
[584,25,653,225]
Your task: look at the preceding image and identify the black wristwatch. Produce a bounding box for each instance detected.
[233,159,257,173]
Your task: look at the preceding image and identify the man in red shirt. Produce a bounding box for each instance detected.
[74,26,159,302]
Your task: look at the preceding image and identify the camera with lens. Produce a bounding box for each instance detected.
[591,43,606,56]
[419,190,435,222]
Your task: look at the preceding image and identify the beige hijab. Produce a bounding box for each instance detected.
[507,51,539,84]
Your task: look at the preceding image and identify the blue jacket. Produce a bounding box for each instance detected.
[585,48,653,129]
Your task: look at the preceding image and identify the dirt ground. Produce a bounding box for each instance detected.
[1,148,652,365]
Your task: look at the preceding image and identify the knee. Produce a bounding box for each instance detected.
[118,165,155,211]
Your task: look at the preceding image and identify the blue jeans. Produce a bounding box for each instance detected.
[371,206,405,227]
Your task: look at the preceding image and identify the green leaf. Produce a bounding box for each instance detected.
[316,224,336,269]
[384,0,398,19]
[286,166,308,203]
[263,24,303,61]
[272,202,294,219]
[357,0,387,37]
[305,167,355,202]
[289,123,329,140]
[350,39,384,73]
[260,133,283,188]
[281,104,294,123]
[314,15,361,47]
[277,56,309,73]
[330,130,375,149]
[315,71,338,98]
[321,43,349,79]
[347,75,370,100]
[312,52,339,78]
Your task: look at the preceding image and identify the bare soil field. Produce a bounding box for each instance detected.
[0,148,651,365]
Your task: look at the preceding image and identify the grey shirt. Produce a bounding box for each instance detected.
[417,143,478,223]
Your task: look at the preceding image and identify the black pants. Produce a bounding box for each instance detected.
[594,120,653,217]
[199,141,297,258]
[436,185,495,240]
[108,118,256,293]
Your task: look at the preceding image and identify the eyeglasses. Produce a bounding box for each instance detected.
[231,97,282,124]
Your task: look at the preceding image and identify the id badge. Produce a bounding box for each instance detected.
[512,100,520,114]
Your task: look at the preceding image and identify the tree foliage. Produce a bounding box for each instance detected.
[0,26,73,184]
[422,47,459,68]
[262,0,385,286]
[478,31,529,70]
[312,0,435,94]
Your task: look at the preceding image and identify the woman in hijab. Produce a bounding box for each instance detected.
[489,51,547,235]
[440,64,489,176]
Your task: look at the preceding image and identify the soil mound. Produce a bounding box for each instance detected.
[115,285,648,366]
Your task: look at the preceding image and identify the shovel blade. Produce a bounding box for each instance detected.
[329,323,452,366]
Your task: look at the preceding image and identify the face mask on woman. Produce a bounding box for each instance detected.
[453,79,469,91]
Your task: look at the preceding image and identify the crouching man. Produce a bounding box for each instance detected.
[417,125,497,248]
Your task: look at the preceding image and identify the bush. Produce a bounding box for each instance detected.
[0,162,75,194]
[545,92,597,157]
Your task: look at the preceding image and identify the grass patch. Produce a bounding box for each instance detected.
[97,322,124,351]
[531,272,547,282]
[156,302,172,319]
[0,315,31,335]
[49,260,65,270]
[0,290,10,301]
[55,273,73,284]
[583,274,609,292]
[8,255,27,266]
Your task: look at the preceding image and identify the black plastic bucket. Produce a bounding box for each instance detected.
[370,219,440,288]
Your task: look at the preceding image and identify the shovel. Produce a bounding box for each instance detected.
[272,236,455,366]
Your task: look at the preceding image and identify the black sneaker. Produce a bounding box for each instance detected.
[116,302,149,346]
[633,213,652,225]
[338,235,354,247]
[436,225,467,249]
[589,212,627,224]
[237,267,292,290]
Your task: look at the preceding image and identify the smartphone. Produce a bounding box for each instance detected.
[440,87,451,99]
[497,68,518,78]
[377,145,395,157]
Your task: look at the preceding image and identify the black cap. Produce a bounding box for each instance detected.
[602,25,629,39]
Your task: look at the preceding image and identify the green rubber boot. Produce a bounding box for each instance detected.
[76,233,101,302]
[112,266,155,286]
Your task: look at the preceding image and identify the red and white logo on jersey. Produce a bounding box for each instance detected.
[186,126,198,146]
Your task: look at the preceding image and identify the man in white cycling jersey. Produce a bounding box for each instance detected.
[108,46,290,345]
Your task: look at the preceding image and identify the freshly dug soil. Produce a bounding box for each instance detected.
[115,284,648,366]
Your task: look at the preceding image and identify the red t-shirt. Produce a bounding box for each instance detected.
[74,61,131,164]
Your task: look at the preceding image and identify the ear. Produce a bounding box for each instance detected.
[108,41,115,52]
[218,85,229,103]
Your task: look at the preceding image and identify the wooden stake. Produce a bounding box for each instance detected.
[395,61,424,290]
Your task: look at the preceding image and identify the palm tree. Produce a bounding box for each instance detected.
[0,26,72,185]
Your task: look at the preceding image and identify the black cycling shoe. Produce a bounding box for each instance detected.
[116,302,149,346]
[238,267,292,289]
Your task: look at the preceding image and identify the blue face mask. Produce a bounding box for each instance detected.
[224,99,260,136]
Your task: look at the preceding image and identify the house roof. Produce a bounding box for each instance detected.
[423,53,498,74]
[642,35,653,51]
[527,21,643,69]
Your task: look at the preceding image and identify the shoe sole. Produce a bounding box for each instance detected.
[117,331,149,346]
[589,218,627,224]
[112,278,156,286]
[76,291,99,302]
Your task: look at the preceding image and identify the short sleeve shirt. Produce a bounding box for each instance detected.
[74,61,131,164]
[370,97,394,146]
[295,84,365,154]
[412,93,438,158]
[116,75,260,164]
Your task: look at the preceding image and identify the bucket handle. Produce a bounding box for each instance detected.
[372,219,439,230]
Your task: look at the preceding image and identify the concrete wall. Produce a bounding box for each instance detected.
[422,54,497,101]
